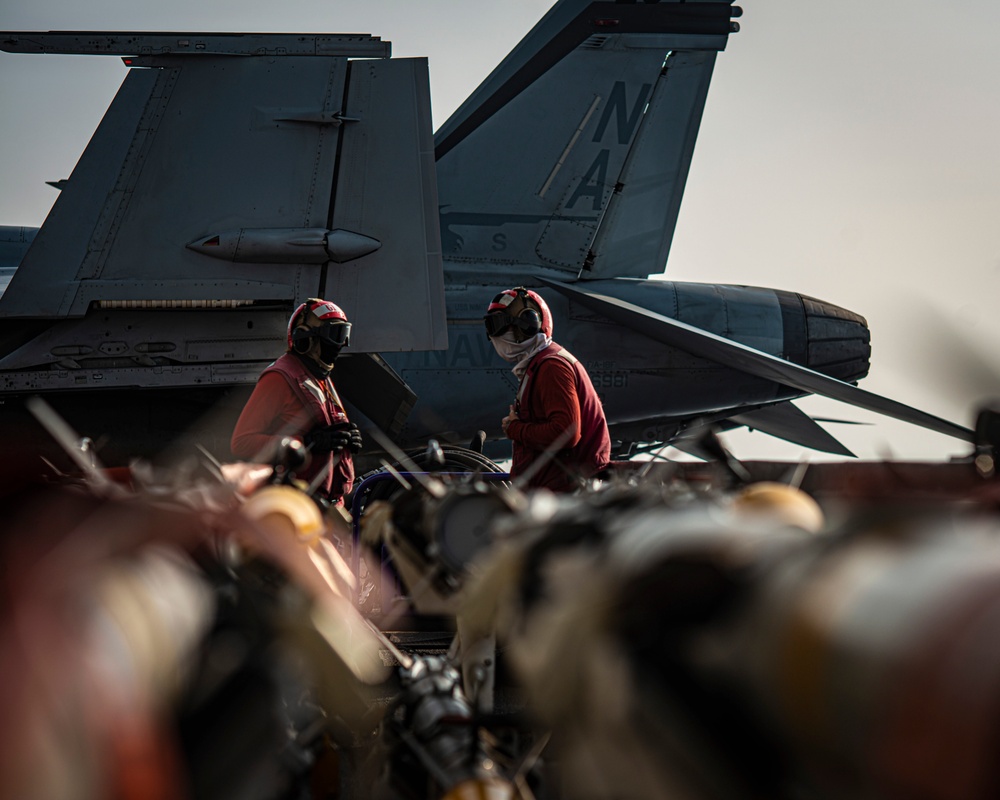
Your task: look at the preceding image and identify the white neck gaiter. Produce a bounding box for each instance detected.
[491,331,553,379]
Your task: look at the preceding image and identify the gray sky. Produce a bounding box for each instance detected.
[2,0,999,461]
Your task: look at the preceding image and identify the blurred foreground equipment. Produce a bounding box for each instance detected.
[0,456,395,800]
[8,415,1000,799]
[457,473,1000,800]
[0,433,530,800]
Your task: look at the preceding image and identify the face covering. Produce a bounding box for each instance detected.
[490,330,527,363]
[295,338,340,378]
[318,340,343,365]
[490,331,552,378]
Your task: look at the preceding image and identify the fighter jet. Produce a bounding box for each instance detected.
[0,0,971,465]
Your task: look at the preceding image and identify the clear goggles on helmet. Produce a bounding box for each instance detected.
[483,312,517,339]
[314,321,351,348]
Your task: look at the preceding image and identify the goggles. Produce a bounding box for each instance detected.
[317,321,351,347]
[484,312,517,339]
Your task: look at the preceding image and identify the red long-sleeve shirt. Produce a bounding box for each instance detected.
[506,357,582,453]
[506,344,610,492]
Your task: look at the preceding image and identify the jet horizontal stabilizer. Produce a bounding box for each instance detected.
[730,402,856,458]
[0,32,390,58]
[539,278,974,443]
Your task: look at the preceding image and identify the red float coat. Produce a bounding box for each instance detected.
[231,353,354,503]
[506,343,611,493]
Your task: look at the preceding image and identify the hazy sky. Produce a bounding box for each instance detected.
[2,0,999,461]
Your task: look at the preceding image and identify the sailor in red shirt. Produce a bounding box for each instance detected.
[231,298,361,505]
[484,287,611,492]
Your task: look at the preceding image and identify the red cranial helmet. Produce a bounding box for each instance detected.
[287,298,351,352]
[483,287,552,341]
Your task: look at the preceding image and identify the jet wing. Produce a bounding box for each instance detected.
[0,33,446,354]
[540,278,974,443]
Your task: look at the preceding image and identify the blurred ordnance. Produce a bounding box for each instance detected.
[466,481,1000,799]
[0,484,218,799]
[728,511,1000,800]
[729,481,824,534]
[0,462,397,800]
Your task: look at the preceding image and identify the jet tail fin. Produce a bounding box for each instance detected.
[436,0,740,280]
[0,33,446,353]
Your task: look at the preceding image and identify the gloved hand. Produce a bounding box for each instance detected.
[304,421,364,454]
[304,424,353,454]
[346,422,363,454]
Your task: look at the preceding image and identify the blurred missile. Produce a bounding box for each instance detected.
[461,481,1000,799]
[730,511,1000,800]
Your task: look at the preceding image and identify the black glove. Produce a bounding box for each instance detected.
[304,424,353,454]
[346,422,363,454]
[305,422,363,454]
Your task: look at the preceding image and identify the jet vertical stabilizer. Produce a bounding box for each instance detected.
[435,0,739,280]
[0,32,446,355]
